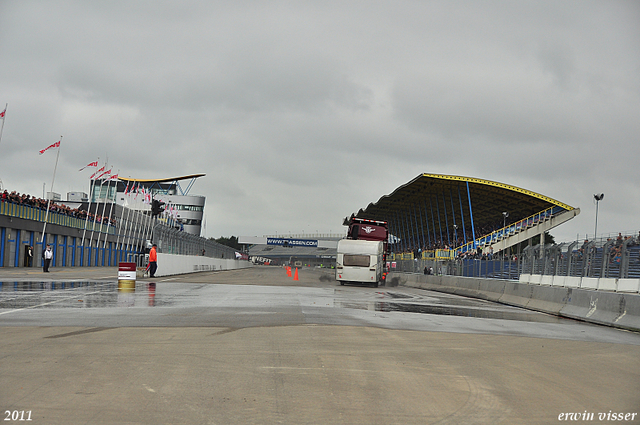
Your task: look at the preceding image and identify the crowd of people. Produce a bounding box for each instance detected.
[1,189,116,226]
[607,232,640,264]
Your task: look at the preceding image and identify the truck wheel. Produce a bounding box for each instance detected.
[372,282,379,288]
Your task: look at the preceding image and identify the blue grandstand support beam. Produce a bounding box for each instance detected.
[466,181,477,249]
[388,216,396,252]
[405,208,413,251]
[390,217,400,253]
[442,192,450,246]
[405,209,414,251]
[395,211,405,253]
[392,217,401,253]
[399,211,408,253]
[394,211,403,252]
[398,210,407,253]
[416,203,426,251]
[423,200,431,248]
[402,210,411,252]
[434,196,444,246]
[458,185,468,245]
[450,188,458,247]
[429,198,437,247]
[411,205,420,251]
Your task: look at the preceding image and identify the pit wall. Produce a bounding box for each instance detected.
[155,253,252,277]
[388,272,640,332]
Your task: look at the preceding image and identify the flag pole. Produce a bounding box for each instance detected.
[81,158,99,249]
[88,161,107,249]
[96,168,114,250]
[41,136,62,244]
[0,103,7,147]
[102,170,119,249]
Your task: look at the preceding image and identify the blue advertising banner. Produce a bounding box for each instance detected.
[267,238,318,247]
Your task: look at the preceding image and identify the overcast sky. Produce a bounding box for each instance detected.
[1,1,638,242]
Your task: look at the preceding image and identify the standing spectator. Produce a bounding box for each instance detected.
[43,245,53,272]
[25,245,33,267]
[149,244,158,278]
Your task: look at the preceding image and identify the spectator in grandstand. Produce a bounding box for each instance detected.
[578,239,589,258]
[1,189,116,226]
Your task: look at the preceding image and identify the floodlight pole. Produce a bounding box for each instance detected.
[594,193,604,240]
[502,211,509,237]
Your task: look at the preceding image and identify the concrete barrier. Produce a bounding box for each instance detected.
[613,294,640,330]
[580,277,599,290]
[154,253,252,277]
[559,289,631,328]
[598,278,617,292]
[445,276,482,298]
[565,276,581,288]
[617,279,640,293]
[529,274,542,285]
[519,273,530,284]
[388,272,640,332]
[551,276,566,287]
[539,275,554,286]
[527,285,570,315]
[476,279,507,302]
[499,281,533,308]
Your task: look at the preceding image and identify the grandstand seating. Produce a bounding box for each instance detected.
[455,205,563,256]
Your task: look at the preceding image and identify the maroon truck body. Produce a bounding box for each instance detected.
[346,217,389,284]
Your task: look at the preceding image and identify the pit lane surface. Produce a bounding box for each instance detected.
[1,266,639,424]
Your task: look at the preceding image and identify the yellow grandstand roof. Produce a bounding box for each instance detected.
[118,174,206,183]
[353,173,575,231]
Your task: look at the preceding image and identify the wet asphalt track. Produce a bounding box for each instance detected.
[1,266,639,424]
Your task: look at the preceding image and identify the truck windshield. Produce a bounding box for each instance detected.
[343,255,370,267]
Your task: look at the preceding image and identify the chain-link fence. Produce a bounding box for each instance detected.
[391,234,640,280]
[152,224,239,259]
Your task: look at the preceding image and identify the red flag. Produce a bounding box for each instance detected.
[96,168,112,180]
[39,140,60,155]
[0,107,5,119]
[109,173,119,180]
[79,160,98,171]
[90,165,106,179]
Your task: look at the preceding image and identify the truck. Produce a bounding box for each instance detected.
[337,217,390,287]
[335,239,384,287]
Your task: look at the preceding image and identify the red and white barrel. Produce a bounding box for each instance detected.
[118,262,136,291]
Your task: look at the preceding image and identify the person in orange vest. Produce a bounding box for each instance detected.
[149,244,158,278]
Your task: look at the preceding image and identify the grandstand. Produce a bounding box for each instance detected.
[349,173,580,258]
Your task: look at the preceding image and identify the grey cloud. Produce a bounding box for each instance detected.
[1,0,639,241]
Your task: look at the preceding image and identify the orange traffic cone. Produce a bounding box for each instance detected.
[293,267,299,281]
[286,266,291,277]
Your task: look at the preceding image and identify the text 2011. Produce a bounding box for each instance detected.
[4,411,32,421]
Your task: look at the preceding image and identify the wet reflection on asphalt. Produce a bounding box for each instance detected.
[0,281,162,310]
[0,280,561,323]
